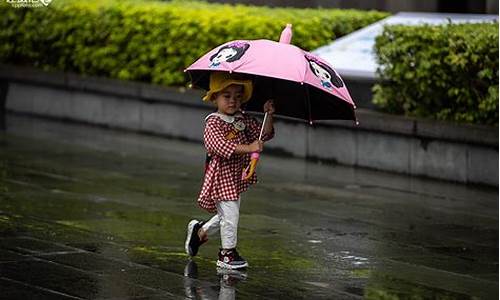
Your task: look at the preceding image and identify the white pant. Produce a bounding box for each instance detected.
[202,199,240,249]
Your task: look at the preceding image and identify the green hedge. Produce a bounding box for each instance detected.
[373,22,498,126]
[0,0,388,86]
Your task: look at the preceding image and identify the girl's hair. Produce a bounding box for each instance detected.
[305,55,344,88]
[210,42,250,63]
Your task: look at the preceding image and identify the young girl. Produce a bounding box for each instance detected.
[185,71,275,270]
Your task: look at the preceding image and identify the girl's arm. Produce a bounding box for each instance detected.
[205,118,262,158]
[261,99,275,140]
[263,113,274,137]
[235,140,263,154]
[204,118,237,159]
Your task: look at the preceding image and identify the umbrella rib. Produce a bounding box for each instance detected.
[301,52,312,124]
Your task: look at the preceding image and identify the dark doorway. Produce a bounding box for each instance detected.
[438,0,486,13]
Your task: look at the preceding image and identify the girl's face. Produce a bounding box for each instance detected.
[311,62,331,82]
[213,48,237,64]
[213,84,244,115]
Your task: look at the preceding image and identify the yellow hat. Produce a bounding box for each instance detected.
[202,72,253,103]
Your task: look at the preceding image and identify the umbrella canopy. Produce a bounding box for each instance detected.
[185,25,357,123]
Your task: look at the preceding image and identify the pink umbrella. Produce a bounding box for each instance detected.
[185,24,357,123]
[186,24,357,180]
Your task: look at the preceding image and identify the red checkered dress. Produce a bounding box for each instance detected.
[198,112,274,212]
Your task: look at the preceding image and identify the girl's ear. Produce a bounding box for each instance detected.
[210,93,218,105]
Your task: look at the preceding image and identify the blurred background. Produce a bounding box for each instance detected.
[206,0,499,14]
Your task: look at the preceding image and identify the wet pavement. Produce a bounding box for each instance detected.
[0,114,498,300]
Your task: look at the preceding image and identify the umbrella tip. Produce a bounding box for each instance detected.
[279,24,293,44]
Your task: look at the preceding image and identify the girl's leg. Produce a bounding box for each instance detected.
[215,199,247,269]
[216,199,240,249]
[185,213,219,256]
[201,214,220,238]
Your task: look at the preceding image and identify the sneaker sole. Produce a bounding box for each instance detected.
[185,220,198,256]
[216,260,248,270]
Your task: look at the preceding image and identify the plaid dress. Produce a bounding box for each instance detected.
[198,112,274,212]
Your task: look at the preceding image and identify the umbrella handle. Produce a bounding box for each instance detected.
[243,113,267,181]
[242,152,260,181]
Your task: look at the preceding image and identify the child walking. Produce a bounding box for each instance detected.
[185,71,275,270]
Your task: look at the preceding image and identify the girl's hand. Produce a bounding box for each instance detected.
[248,140,263,153]
[263,100,275,115]
[235,141,263,154]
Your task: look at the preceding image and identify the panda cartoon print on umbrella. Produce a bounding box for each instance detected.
[186,24,357,179]
[208,42,250,69]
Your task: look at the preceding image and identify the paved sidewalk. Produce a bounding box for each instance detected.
[0,114,498,299]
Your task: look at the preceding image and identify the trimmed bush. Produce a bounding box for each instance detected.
[373,22,498,126]
[0,0,388,86]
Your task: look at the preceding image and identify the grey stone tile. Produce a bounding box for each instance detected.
[0,237,77,255]
[35,252,146,276]
[0,260,161,299]
[0,277,78,300]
